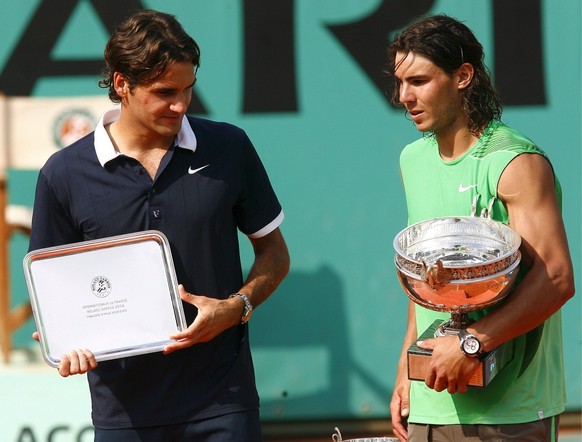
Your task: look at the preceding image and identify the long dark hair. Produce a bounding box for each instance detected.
[99,9,201,102]
[387,14,502,135]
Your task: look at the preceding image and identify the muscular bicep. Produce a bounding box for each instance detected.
[498,153,570,273]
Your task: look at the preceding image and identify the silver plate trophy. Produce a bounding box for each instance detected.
[332,427,398,442]
[23,230,187,367]
[393,216,521,386]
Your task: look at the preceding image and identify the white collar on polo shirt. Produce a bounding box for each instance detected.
[93,108,198,167]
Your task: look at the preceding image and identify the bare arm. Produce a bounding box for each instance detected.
[469,153,575,348]
[237,227,291,311]
[418,153,575,392]
[165,227,290,352]
[390,300,417,442]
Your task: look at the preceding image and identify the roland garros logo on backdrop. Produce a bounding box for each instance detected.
[53,108,96,148]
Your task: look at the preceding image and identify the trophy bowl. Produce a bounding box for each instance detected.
[394,216,521,335]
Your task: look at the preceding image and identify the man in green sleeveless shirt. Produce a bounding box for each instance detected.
[386,15,575,442]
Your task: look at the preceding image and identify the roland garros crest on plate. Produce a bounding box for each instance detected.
[91,275,112,298]
[53,108,97,148]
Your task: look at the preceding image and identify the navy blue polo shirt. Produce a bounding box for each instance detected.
[29,109,284,429]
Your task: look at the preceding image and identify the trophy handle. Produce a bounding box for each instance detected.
[471,194,497,219]
[420,259,449,288]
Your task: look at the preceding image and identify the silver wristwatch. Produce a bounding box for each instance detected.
[458,329,485,359]
[229,293,253,324]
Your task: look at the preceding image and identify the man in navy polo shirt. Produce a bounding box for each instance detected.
[29,9,290,441]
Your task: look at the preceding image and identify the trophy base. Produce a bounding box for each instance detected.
[407,319,514,387]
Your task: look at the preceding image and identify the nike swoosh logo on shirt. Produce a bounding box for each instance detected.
[188,164,210,175]
[458,183,477,192]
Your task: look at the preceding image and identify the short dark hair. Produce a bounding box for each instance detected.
[387,14,502,135]
[99,9,201,102]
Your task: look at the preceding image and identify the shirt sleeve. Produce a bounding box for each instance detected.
[28,169,83,251]
[234,133,283,238]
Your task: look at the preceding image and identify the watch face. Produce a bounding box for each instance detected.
[463,337,480,355]
[241,308,253,323]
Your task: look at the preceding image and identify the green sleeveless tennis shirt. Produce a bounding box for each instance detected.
[399,120,566,424]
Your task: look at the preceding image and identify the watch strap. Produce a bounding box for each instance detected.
[229,293,253,324]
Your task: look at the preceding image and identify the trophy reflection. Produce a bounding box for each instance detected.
[393,216,521,386]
